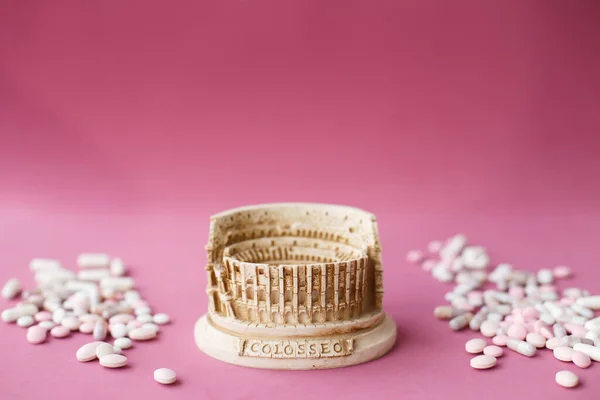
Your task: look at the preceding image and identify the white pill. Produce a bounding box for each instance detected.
[153,313,170,325]
[483,345,503,357]
[432,264,454,283]
[134,306,152,316]
[76,341,104,362]
[77,269,111,282]
[29,258,61,271]
[128,327,157,341]
[576,296,600,310]
[96,342,116,358]
[470,355,497,370]
[433,306,463,320]
[16,315,35,327]
[137,314,153,323]
[109,323,127,338]
[142,322,160,334]
[507,339,536,357]
[2,278,21,299]
[124,291,141,304]
[52,308,66,324]
[555,370,579,388]
[449,313,473,331]
[99,354,128,368]
[573,343,600,361]
[465,338,487,354]
[480,320,500,337]
[38,320,55,330]
[114,337,132,349]
[584,316,600,331]
[2,304,38,323]
[554,346,575,362]
[526,332,547,348]
[553,323,567,338]
[100,277,135,291]
[93,320,107,340]
[109,257,126,276]
[50,325,71,338]
[440,234,467,260]
[537,269,554,285]
[154,368,177,385]
[77,253,111,268]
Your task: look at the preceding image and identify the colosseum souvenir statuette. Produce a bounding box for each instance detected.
[194,203,397,369]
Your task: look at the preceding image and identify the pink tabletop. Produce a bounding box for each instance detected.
[1,1,600,399]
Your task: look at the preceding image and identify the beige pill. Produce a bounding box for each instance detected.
[470,355,497,370]
[128,327,157,341]
[99,354,128,368]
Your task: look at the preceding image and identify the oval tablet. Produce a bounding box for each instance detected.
[153,313,170,325]
[483,345,503,358]
[128,327,157,341]
[470,355,497,370]
[554,346,574,362]
[465,338,487,354]
[555,370,579,388]
[546,337,563,350]
[96,342,115,358]
[154,368,177,384]
[572,351,591,368]
[26,325,48,344]
[114,337,132,349]
[99,354,127,368]
[76,341,104,362]
[17,315,35,328]
[50,325,71,338]
[526,332,546,348]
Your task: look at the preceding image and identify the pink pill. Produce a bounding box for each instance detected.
[522,307,539,319]
[26,326,48,344]
[572,351,591,368]
[465,338,487,354]
[540,327,555,340]
[534,320,549,333]
[508,287,525,299]
[559,297,575,306]
[554,346,575,362]
[526,332,546,348]
[540,285,556,293]
[50,325,71,338]
[553,266,571,279]
[34,311,52,322]
[546,337,563,350]
[79,321,95,334]
[427,240,443,253]
[109,314,135,324]
[406,250,424,264]
[508,324,527,340]
[421,259,436,272]
[492,335,509,347]
[483,345,504,358]
[564,323,587,338]
[480,321,500,338]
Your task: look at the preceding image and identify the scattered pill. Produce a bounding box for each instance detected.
[109,257,126,276]
[508,324,527,340]
[76,341,104,362]
[77,253,111,269]
[555,370,579,388]
[61,317,81,331]
[114,337,132,349]
[507,339,536,357]
[572,351,591,368]
[575,296,600,310]
[449,313,473,331]
[553,266,571,279]
[546,337,563,350]
[480,321,499,337]
[492,335,509,347]
[1,278,21,299]
[96,342,115,358]
[26,325,48,344]
[50,325,71,338]
[128,327,157,341]
[465,338,487,354]
[554,346,575,362]
[38,320,55,330]
[99,354,128,368]
[153,313,170,325]
[154,368,177,384]
[470,355,496,370]
[137,314,153,323]
[526,332,547,348]
[2,304,38,323]
[406,250,424,264]
[572,343,600,362]
[483,345,503,358]
[16,315,35,328]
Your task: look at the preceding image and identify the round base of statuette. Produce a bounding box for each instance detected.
[194,314,397,370]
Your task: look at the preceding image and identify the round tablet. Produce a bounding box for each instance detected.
[526,332,547,348]
[470,355,497,370]
[483,345,503,358]
[99,354,128,368]
[465,338,487,354]
[555,370,579,388]
[154,368,177,385]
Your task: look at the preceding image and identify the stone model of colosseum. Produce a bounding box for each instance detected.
[194,203,397,369]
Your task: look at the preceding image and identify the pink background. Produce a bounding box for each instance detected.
[1,1,599,399]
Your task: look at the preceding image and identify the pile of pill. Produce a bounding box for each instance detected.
[1,254,177,385]
[408,234,600,389]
